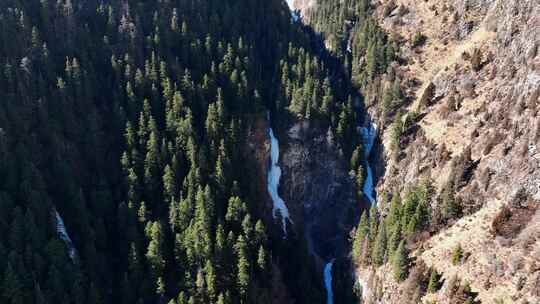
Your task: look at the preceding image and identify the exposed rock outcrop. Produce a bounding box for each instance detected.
[280,122,360,261]
[359,0,540,303]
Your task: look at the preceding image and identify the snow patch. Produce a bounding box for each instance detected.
[53,209,77,260]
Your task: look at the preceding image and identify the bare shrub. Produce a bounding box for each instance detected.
[402,260,428,301]
[508,254,523,274]
[479,167,492,191]
[491,197,538,239]
[445,274,459,297]
[491,205,512,236]
[518,139,529,157]
[397,5,409,17]
[483,130,503,155]
[471,48,484,71]
[411,31,427,48]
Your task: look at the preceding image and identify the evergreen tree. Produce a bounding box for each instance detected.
[427,268,441,293]
[451,245,464,265]
[392,240,409,281]
[235,236,250,301]
[257,246,267,271]
[441,185,462,221]
[387,223,402,258]
[372,221,387,266]
[352,211,369,261]
[146,222,165,278]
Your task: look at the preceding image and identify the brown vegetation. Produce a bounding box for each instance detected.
[491,198,538,239]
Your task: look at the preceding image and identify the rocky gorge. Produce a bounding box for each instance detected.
[279,0,540,303]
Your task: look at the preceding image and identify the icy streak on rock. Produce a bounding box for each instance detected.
[267,126,291,233]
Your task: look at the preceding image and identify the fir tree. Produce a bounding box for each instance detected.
[427,268,441,293]
[372,221,387,266]
[451,245,464,265]
[392,240,409,281]
[235,236,250,301]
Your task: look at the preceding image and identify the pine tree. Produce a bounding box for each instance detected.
[355,165,365,197]
[242,214,253,245]
[156,277,166,297]
[441,185,461,221]
[372,221,387,266]
[390,112,404,152]
[257,246,266,271]
[226,196,247,224]
[144,129,161,195]
[451,245,463,265]
[163,164,177,202]
[204,260,217,302]
[387,223,402,258]
[216,293,226,304]
[146,222,165,278]
[352,211,369,261]
[392,240,409,281]
[427,268,441,293]
[235,236,250,301]
[386,193,401,232]
[254,220,267,246]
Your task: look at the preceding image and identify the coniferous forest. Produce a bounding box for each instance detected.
[0,0,349,303]
[0,0,409,303]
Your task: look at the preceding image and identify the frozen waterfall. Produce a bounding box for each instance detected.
[267,126,291,233]
[361,122,378,204]
[324,261,334,304]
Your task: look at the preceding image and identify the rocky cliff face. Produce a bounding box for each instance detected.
[291,0,317,18]
[280,121,360,262]
[359,0,540,303]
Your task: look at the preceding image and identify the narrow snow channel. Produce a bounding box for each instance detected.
[361,122,377,204]
[54,209,77,260]
[267,126,291,233]
[324,261,334,304]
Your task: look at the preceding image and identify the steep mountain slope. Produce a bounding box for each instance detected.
[1,0,537,303]
[368,0,540,303]
[298,0,539,303]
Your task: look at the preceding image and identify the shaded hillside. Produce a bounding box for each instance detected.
[0,0,368,303]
